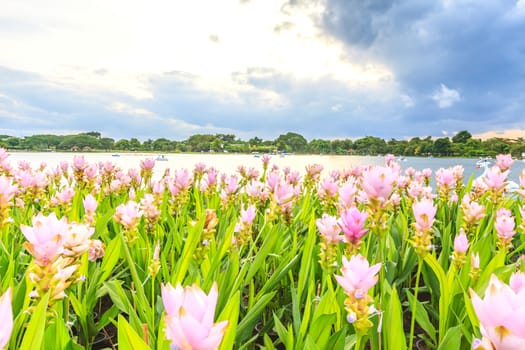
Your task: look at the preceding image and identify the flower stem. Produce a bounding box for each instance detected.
[409,258,422,350]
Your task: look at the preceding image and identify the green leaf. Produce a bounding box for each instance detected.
[218,291,240,350]
[173,214,205,284]
[263,333,277,350]
[98,236,122,284]
[244,225,279,283]
[237,292,276,342]
[117,315,151,350]
[406,291,437,344]
[19,293,49,350]
[383,286,407,350]
[309,313,336,347]
[437,325,462,350]
[424,254,449,342]
[273,314,292,349]
[44,316,73,350]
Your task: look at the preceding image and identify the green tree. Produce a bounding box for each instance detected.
[152,138,174,151]
[275,132,308,153]
[308,139,331,154]
[186,134,215,152]
[452,130,472,144]
[432,137,452,156]
[82,131,101,139]
[114,139,130,150]
[99,137,115,150]
[129,138,141,151]
[58,134,101,150]
[249,137,263,147]
[353,136,387,155]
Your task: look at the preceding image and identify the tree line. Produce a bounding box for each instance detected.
[1,130,524,158]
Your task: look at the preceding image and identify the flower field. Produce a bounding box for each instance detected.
[0,148,524,349]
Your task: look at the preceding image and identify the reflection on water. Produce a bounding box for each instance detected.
[6,152,525,183]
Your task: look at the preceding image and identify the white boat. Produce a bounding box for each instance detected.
[112,153,120,157]
[475,157,491,168]
[156,155,168,161]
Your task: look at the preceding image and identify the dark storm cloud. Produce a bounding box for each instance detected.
[319,0,525,134]
[322,0,396,47]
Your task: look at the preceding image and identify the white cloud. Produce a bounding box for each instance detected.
[0,0,394,101]
[108,102,154,116]
[400,94,414,108]
[331,104,342,112]
[432,84,461,108]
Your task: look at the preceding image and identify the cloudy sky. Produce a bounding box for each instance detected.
[1,0,524,141]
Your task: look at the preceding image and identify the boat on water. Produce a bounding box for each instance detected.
[112,153,120,157]
[475,157,491,168]
[156,155,168,161]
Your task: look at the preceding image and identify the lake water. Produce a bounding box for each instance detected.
[5,152,525,184]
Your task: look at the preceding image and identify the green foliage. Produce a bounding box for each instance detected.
[3,130,525,157]
[1,146,524,349]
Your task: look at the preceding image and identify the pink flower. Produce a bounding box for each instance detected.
[316,214,343,243]
[173,169,193,191]
[63,222,94,256]
[305,163,324,180]
[140,158,156,171]
[412,199,436,233]
[461,194,486,223]
[405,167,416,177]
[0,148,9,162]
[115,201,143,230]
[495,210,515,241]
[140,194,161,223]
[245,180,268,201]
[83,194,98,215]
[266,172,280,192]
[391,192,401,206]
[471,253,480,269]
[274,180,294,207]
[338,180,357,208]
[384,154,396,166]
[0,287,13,349]
[421,168,432,179]
[261,154,271,167]
[435,168,454,188]
[240,205,256,226]
[361,166,396,201]
[86,239,104,262]
[496,154,515,172]
[224,175,239,195]
[335,255,381,298]
[484,167,508,191]
[318,178,338,200]
[470,274,525,349]
[21,212,68,266]
[162,282,228,350]
[453,231,469,254]
[285,171,301,186]
[0,175,17,208]
[338,207,368,244]
[509,272,525,294]
[54,187,75,205]
[84,164,98,180]
[72,155,87,172]
[452,165,464,182]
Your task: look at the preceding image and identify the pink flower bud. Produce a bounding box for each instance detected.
[453,230,469,254]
